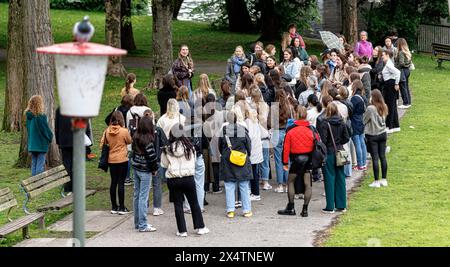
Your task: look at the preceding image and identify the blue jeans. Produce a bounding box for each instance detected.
[273,129,288,184]
[133,169,152,230]
[352,134,368,167]
[31,152,46,176]
[184,155,205,210]
[260,141,270,181]
[225,181,251,213]
[152,166,162,209]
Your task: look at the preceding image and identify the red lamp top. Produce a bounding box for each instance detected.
[36,42,127,56]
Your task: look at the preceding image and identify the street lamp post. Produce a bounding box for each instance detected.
[36,18,126,247]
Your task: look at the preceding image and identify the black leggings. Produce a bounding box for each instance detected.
[366,133,388,180]
[109,162,128,209]
[383,79,400,129]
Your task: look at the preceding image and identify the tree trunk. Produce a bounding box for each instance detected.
[225,0,253,33]
[17,0,60,168]
[106,0,127,77]
[342,0,358,45]
[120,0,136,51]
[149,0,174,90]
[3,0,24,132]
[172,0,184,20]
[258,0,279,42]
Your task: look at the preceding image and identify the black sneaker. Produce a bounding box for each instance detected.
[118,207,130,215]
[111,207,119,214]
[204,199,209,206]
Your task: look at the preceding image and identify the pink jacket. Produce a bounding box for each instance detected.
[354,41,373,59]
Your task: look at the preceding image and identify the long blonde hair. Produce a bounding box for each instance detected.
[281,32,291,51]
[397,38,412,61]
[197,73,211,97]
[25,95,44,115]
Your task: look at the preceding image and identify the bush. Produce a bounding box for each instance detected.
[50,0,105,11]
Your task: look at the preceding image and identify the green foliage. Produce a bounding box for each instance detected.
[362,0,449,49]
[192,0,320,34]
[50,0,105,11]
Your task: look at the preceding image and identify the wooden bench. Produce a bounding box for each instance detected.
[0,188,44,239]
[431,43,450,68]
[21,165,96,214]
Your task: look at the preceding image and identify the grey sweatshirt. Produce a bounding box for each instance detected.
[363,105,386,135]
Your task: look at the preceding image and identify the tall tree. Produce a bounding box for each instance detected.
[17,0,60,167]
[225,0,253,33]
[342,0,358,45]
[121,0,137,51]
[172,0,184,20]
[258,0,279,42]
[149,0,174,90]
[106,0,127,77]
[3,0,24,132]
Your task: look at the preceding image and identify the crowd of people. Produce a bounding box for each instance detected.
[25,24,414,237]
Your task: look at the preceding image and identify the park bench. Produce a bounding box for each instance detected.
[0,188,45,239]
[431,43,450,68]
[20,165,96,215]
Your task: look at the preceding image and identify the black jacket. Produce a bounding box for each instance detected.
[185,123,209,157]
[219,123,253,182]
[157,87,177,116]
[318,115,350,153]
[155,126,168,161]
[55,107,91,148]
[253,59,267,75]
[104,105,130,128]
[130,142,158,173]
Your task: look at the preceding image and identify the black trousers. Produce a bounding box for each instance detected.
[109,162,128,209]
[382,79,400,129]
[250,164,260,196]
[167,176,205,233]
[61,148,73,193]
[400,68,411,105]
[366,133,388,181]
[205,162,220,192]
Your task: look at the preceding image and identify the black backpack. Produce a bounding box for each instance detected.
[128,112,140,137]
[308,126,327,169]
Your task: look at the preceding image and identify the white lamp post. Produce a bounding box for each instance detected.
[36,21,126,247]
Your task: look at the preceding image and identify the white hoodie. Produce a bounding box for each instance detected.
[160,142,196,178]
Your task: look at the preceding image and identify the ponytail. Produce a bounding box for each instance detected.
[125,73,136,95]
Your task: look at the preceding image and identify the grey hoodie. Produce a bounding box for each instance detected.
[363,105,386,136]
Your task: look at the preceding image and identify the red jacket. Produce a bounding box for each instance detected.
[282,120,319,165]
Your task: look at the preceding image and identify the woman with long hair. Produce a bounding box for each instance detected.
[318,103,350,213]
[130,115,159,232]
[395,38,412,109]
[192,74,216,113]
[350,80,368,171]
[265,44,277,57]
[281,48,301,87]
[290,37,309,65]
[369,46,385,90]
[172,45,195,96]
[176,85,194,119]
[297,66,313,99]
[364,89,389,188]
[120,73,140,99]
[158,74,178,116]
[217,80,232,108]
[234,62,251,93]
[25,95,53,176]
[161,124,210,237]
[316,64,329,92]
[225,46,248,92]
[101,111,132,215]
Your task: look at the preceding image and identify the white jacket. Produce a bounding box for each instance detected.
[245,118,263,164]
[157,113,186,139]
[160,142,196,178]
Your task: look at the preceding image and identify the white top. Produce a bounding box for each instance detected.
[333,100,349,121]
[157,113,187,139]
[306,106,320,127]
[160,143,196,178]
[382,59,401,85]
[245,118,264,164]
[298,89,320,107]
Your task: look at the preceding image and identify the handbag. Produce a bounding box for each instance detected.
[327,122,350,167]
[98,131,110,172]
[225,135,247,167]
[308,126,327,169]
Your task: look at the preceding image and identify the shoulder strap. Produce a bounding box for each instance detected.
[225,134,232,149]
[308,126,318,143]
[327,122,337,152]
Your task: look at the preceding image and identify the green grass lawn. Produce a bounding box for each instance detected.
[323,54,450,247]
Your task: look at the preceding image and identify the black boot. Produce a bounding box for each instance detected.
[301,204,308,217]
[278,203,296,215]
[204,193,209,206]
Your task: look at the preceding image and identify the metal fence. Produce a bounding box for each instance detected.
[417,24,450,53]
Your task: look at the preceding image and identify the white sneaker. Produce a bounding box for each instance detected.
[250,194,261,201]
[294,194,304,199]
[369,181,381,188]
[386,129,394,134]
[386,146,391,153]
[197,227,210,235]
[263,183,273,190]
[176,232,188,237]
[404,105,411,109]
[398,105,406,109]
[274,185,284,193]
[139,225,157,232]
[153,208,164,216]
[380,179,388,187]
[392,128,401,132]
[284,185,288,193]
